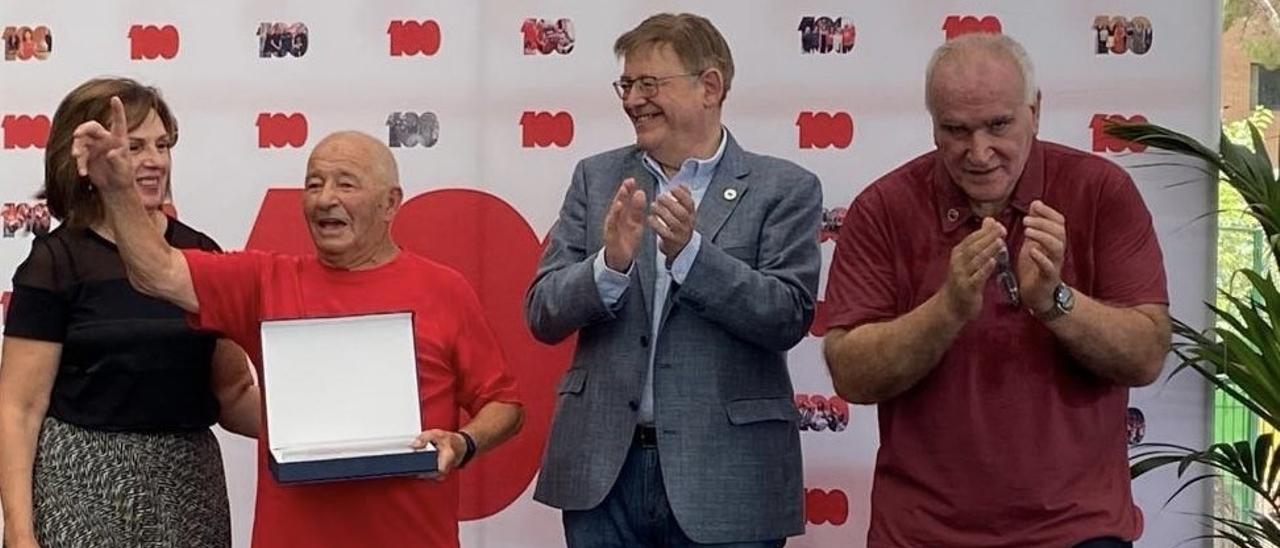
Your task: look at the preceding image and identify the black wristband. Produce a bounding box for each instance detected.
[457,431,477,469]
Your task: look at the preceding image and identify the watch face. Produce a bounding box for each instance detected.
[1055,284,1075,311]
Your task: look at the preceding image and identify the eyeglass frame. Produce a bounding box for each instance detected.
[611,70,705,100]
[995,246,1021,307]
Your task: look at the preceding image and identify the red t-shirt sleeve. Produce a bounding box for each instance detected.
[184,249,267,350]
[825,187,901,330]
[1089,167,1169,307]
[446,272,522,415]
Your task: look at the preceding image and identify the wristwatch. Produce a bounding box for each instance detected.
[1033,283,1075,323]
[456,430,477,468]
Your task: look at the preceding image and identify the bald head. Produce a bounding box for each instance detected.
[925,33,1037,114]
[311,131,400,190]
[303,130,405,269]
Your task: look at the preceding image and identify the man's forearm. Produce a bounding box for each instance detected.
[823,293,966,404]
[1043,296,1170,386]
[459,401,523,454]
[98,188,197,311]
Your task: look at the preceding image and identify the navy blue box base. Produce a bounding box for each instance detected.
[269,450,437,485]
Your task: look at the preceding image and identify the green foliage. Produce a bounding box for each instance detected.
[1248,39,1280,71]
[1106,113,1280,546]
[1225,0,1280,69]
[1220,108,1277,309]
[1224,107,1277,148]
[1226,0,1261,31]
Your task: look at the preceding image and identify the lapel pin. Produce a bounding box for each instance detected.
[723,188,738,201]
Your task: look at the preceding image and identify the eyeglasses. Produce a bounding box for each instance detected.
[611,72,702,100]
[995,246,1021,307]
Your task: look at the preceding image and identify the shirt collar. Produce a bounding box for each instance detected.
[933,139,1046,233]
[641,127,728,188]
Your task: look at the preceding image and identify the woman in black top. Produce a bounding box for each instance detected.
[0,78,259,548]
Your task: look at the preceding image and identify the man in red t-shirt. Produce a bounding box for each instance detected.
[72,112,524,548]
[823,34,1170,548]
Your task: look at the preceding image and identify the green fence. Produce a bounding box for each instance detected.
[1213,225,1268,519]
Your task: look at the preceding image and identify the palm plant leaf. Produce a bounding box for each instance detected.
[1106,123,1224,169]
[1105,119,1280,546]
[1175,273,1280,432]
[1170,285,1280,431]
[1131,434,1280,516]
[1196,513,1273,548]
[1108,121,1280,259]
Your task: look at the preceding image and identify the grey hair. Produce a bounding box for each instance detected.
[925,33,1038,112]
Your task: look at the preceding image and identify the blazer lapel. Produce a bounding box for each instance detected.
[697,134,752,242]
[657,132,753,330]
[623,152,658,325]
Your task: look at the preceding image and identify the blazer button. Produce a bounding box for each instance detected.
[640,335,649,347]
[628,400,639,411]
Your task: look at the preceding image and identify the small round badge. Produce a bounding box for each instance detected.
[723,188,738,201]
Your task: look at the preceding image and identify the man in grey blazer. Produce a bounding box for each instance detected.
[525,13,821,548]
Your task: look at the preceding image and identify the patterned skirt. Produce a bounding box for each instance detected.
[31,416,231,548]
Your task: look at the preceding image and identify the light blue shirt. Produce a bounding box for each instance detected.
[591,128,727,425]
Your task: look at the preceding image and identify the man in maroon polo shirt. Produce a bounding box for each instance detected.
[822,33,1170,548]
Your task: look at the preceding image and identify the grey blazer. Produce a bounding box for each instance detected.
[525,132,821,544]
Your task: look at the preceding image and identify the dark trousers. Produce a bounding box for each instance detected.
[562,427,785,548]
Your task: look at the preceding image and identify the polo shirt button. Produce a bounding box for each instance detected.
[640,335,650,347]
[628,400,639,411]
[946,208,959,222]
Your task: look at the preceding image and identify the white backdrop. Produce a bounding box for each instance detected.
[0,2,1217,547]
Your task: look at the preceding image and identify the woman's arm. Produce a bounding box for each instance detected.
[0,337,60,546]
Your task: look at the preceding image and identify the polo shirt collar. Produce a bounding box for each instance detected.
[934,139,1046,232]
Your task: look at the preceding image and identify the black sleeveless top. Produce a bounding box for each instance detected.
[5,219,222,432]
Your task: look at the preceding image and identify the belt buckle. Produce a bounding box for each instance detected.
[634,425,658,447]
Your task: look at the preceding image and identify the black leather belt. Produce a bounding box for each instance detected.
[634,425,658,447]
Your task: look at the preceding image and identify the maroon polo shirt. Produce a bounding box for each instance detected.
[825,140,1167,547]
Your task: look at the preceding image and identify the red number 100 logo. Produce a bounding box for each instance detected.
[796,112,853,150]
[1090,114,1148,153]
[2,114,50,149]
[520,111,574,148]
[942,15,1002,39]
[806,488,850,525]
[388,20,441,56]
[256,113,308,148]
[129,24,179,60]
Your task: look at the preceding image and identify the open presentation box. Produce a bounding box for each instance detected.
[259,311,436,484]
